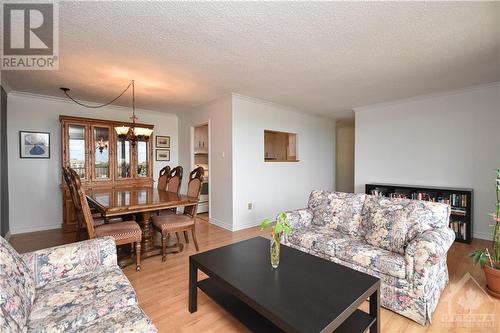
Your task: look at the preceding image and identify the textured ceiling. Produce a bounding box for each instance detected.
[3,1,499,118]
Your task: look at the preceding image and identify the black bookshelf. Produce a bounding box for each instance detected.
[365,183,473,244]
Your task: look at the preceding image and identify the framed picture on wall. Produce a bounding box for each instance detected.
[19,131,50,159]
[156,149,170,161]
[156,135,170,148]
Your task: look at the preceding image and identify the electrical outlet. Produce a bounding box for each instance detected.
[247,203,253,210]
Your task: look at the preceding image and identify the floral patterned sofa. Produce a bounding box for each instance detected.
[0,236,157,333]
[284,190,455,325]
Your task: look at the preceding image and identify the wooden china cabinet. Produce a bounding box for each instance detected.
[60,115,154,231]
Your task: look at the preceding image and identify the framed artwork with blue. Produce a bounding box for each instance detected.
[19,131,50,159]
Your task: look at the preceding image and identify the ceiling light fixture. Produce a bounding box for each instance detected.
[60,80,153,146]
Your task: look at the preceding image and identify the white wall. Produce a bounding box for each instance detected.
[7,92,178,234]
[178,96,233,230]
[354,83,500,240]
[232,95,335,231]
[336,120,355,193]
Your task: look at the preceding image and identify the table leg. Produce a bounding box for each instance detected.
[139,211,154,253]
[369,287,380,333]
[189,259,198,313]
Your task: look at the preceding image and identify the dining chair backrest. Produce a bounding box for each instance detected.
[158,165,170,190]
[167,166,183,194]
[184,167,204,217]
[68,167,96,239]
[63,166,80,211]
[63,166,86,229]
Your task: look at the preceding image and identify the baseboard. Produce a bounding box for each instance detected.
[10,224,61,235]
[232,220,262,232]
[472,231,493,241]
[208,217,233,231]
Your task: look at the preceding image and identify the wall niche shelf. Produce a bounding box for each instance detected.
[264,130,298,162]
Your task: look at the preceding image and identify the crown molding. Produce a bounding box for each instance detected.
[353,81,500,113]
[7,90,178,117]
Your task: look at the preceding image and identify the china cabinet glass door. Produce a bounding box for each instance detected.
[137,141,150,178]
[91,125,111,181]
[116,136,132,179]
[67,123,88,179]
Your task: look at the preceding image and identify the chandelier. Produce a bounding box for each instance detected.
[95,137,108,154]
[60,80,153,145]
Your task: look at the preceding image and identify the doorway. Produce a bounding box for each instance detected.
[192,123,209,218]
[335,119,355,193]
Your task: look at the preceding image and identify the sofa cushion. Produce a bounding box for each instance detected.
[0,236,35,331]
[308,190,366,237]
[79,305,157,332]
[335,239,406,279]
[362,196,414,254]
[405,200,451,244]
[28,267,137,332]
[288,225,352,257]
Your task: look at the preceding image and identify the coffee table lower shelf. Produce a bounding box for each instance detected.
[198,278,376,333]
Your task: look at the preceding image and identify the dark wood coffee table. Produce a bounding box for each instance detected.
[189,237,380,333]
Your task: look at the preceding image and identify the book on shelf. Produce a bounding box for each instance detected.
[438,193,467,207]
[370,189,385,197]
[450,208,467,216]
[369,189,469,211]
[449,221,467,240]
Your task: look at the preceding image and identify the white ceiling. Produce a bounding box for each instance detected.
[3,1,499,119]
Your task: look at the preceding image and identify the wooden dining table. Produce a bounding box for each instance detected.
[86,186,199,261]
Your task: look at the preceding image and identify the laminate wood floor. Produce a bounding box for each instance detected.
[9,220,500,333]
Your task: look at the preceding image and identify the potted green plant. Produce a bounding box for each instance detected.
[261,212,292,269]
[469,169,500,298]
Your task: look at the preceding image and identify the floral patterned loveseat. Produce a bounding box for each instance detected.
[284,190,455,325]
[0,236,157,333]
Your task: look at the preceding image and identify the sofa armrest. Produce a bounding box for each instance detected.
[22,236,117,288]
[405,226,455,270]
[283,208,313,230]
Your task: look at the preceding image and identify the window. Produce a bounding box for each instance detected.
[264,130,298,162]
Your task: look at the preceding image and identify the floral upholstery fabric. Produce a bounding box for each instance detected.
[284,208,313,230]
[23,237,117,288]
[82,306,157,333]
[0,236,35,331]
[307,190,366,237]
[406,200,451,243]
[362,196,412,254]
[335,240,406,279]
[28,268,137,332]
[287,225,349,257]
[1,236,157,333]
[284,190,453,325]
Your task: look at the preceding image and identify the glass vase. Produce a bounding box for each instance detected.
[270,237,280,269]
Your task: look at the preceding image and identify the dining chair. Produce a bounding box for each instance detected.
[63,167,124,241]
[166,166,183,194]
[68,167,143,271]
[158,166,184,222]
[152,167,204,261]
[157,165,170,191]
[62,167,105,241]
